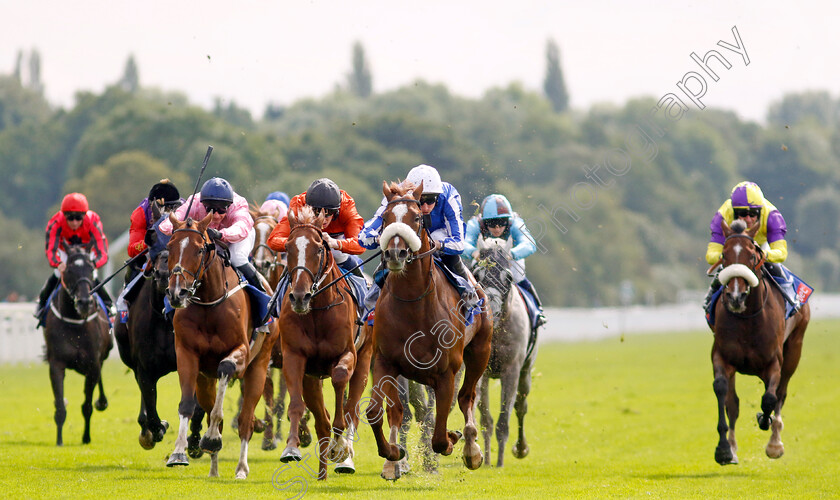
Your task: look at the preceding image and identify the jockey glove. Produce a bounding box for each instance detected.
[206,228,222,241]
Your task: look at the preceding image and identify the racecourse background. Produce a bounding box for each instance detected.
[3,294,839,363]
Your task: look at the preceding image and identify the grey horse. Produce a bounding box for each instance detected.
[472,236,536,467]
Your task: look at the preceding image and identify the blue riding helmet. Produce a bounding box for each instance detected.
[480,194,513,220]
[200,177,234,204]
[266,191,290,207]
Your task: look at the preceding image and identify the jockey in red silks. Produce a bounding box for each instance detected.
[36,192,112,319]
[267,178,366,276]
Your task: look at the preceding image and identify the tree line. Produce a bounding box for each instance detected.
[0,44,836,308]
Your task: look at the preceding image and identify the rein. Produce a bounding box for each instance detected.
[171,227,235,306]
[286,223,333,296]
[251,216,283,271]
[722,231,769,318]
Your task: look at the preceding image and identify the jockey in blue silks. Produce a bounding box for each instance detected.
[463,193,546,329]
[359,164,479,316]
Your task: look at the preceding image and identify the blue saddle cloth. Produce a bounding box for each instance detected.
[705,267,813,327]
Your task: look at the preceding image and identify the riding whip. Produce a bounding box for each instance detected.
[90,248,148,294]
[182,145,214,220]
[311,249,382,298]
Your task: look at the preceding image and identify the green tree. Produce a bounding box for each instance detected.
[118,54,139,94]
[347,41,372,98]
[28,49,43,95]
[543,39,569,113]
[0,211,44,299]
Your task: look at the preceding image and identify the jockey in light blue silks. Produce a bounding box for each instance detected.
[358,164,479,318]
[463,194,546,329]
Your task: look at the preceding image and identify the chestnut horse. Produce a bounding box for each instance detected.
[243,206,315,451]
[42,242,112,445]
[163,213,279,479]
[711,219,810,465]
[276,206,361,479]
[365,181,493,479]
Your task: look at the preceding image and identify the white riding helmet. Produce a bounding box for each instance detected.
[405,164,443,194]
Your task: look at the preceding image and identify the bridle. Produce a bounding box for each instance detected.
[54,250,100,323]
[721,232,768,317]
[169,226,226,304]
[251,215,283,273]
[382,197,437,301]
[286,223,332,297]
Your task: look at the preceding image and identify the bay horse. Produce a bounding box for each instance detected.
[244,205,312,451]
[113,220,205,455]
[365,181,493,479]
[163,213,279,479]
[472,235,535,467]
[276,206,360,480]
[42,241,112,445]
[711,218,810,465]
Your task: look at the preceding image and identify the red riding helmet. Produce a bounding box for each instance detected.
[61,193,89,213]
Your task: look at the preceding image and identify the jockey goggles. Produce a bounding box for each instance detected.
[202,201,229,214]
[419,194,438,206]
[64,211,85,222]
[733,207,761,219]
[314,207,338,217]
[485,218,509,228]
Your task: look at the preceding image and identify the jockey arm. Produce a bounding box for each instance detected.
[44,213,65,268]
[326,192,366,255]
[509,217,537,260]
[127,205,149,258]
[462,218,480,259]
[87,212,110,268]
[705,205,789,265]
[358,199,387,250]
[432,186,466,255]
[215,197,252,243]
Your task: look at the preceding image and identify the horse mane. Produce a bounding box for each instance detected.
[388,181,414,197]
[731,219,747,233]
[290,205,318,227]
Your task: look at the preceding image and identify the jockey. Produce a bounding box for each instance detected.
[359,164,478,313]
[158,177,266,294]
[36,192,112,319]
[266,178,366,277]
[126,180,182,275]
[260,191,289,222]
[464,193,546,328]
[703,181,792,311]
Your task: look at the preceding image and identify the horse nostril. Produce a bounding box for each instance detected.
[303,293,312,303]
[398,249,408,260]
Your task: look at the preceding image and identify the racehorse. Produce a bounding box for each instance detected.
[472,235,535,467]
[42,242,112,445]
[365,181,493,479]
[114,222,205,455]
[245,205,312,452]
[276,206,359,480]
[711,218,810,465]
[163,213,279,479]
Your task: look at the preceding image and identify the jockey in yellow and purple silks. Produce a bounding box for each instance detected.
[703,181,789,311]
[463,194,546,328]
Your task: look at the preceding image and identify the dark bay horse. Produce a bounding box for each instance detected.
[245,205,312,452]
[472,236,535,467]
[42,242,112,445]
[164,213,279,479]
[366,181,493,479]
[114,229,205,455]
[277,206,360,479]
[711,218,810,464]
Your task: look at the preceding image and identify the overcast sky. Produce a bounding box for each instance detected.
[3,0,838,123]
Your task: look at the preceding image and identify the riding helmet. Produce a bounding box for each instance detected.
[199,177,234,204]
[61,193,89,213]
[480,194,513,220]
[148,179,180,205]
[305,178,341,210]
[730,181,765,209]
[405,164,443,194]
[266,191,290,207]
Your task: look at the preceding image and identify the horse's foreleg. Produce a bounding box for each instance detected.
[430,373,458,457]
[95,375,108,411]
[81,368,100,444]
[235,337,274,479]
[302,376,330,481]
[512,362,534,460]
[262,370,276,450]
[280,353,306,463]
[459,322,492,470]
[477,373,493,464]
[187,397,205,459]
[200,363,234,456]
[335,335,372,474]
[757,359,782,431]
[497,363,521,467]
[712,354,737,465]
[136,371,166,449]
[166,350,200,467]
[367,359,405,465]
[275,370,287,444]
[725,374,739,455]
[48,361,67,446]
[327,350,355,464]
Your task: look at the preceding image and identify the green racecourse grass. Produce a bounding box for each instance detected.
[2,320,839,499]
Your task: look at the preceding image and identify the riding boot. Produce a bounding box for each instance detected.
[237,263,267,294]
[337,256,364,278]
[440,254,479,310]
[518,278,546,328]
[34,273,60,319]
[94,280,116,317]
[702,279,721,312]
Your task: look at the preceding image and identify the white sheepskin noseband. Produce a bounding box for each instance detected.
[379,222,421,252]
[718,263,759,287]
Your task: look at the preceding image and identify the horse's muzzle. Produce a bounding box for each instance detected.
[724,290,748,313]
[166,287,190,309]
[288,290,312,314]
[384,248,408,271]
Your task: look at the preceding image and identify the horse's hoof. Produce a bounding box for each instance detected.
[397,444,406,461]
[139,430,155,450]
[280,446,302,463]
[161,420,170,431]
[756,412,773,431]
[166,452,189,467]
[187,433,204,459]
[262,438,277,451]
[512,441,529,459]
[299,428,312,448]
[715,445,737,465]
[766,443,784,459]
[449,430,463,444]
[462,441,483,470]
[94,399,108,412]
[334,457,356,474]
[381,460,401,481]
[199,435,222,453]
[253,418,266,434]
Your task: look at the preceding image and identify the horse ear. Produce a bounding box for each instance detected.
[168,211,181,228]
[288,208,298,227]
[84,240,95,253]
[197,212,214,232]
[747,220,760,238]
[382,180,391,199]
[414,180,424,198]
[720,218,732,237]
